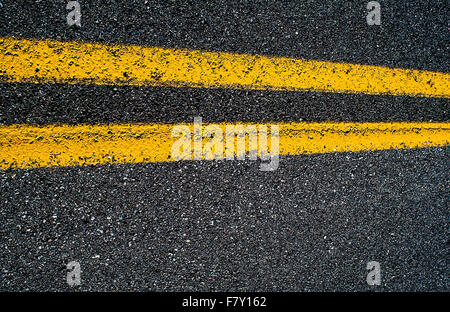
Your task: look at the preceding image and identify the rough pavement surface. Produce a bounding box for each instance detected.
[0,0,448,291]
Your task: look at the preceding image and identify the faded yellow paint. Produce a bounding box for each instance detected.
[0,122,448,170]
[1,37,449,97]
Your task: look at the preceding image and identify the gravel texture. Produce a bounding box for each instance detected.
[0,0,448,291]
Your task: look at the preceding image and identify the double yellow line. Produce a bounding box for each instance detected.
[0,37,449,170]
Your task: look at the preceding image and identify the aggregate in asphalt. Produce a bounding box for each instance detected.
[0,0,448,71]
[0,0,448,291]
[0,84,449,125]
[1,149,448,291]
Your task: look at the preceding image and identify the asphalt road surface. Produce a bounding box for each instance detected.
[0,0,448,291]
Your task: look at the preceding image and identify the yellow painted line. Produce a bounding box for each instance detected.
[0,122,448,170]
[1,37,449,97]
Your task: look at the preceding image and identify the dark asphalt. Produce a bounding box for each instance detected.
[0,0,448,71]
[0,84,449,125]
[1,149,448,291]
[0,0,448,291]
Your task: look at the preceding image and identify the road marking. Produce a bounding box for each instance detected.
[1,37,449,97]
[0,122,448,170]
